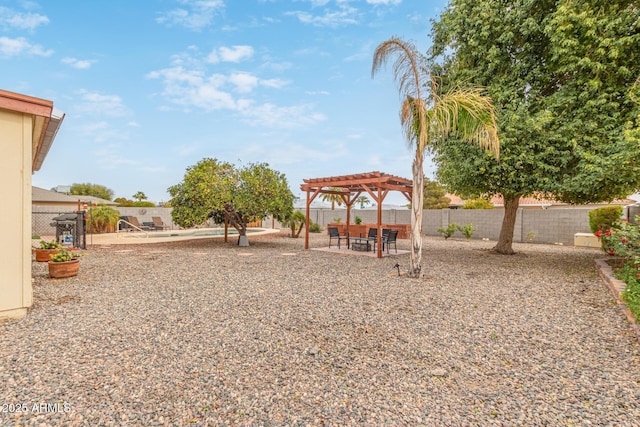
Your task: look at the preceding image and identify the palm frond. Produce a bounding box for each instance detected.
[430,86,500,159]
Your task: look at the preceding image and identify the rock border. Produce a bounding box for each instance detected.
[595,258,640,341]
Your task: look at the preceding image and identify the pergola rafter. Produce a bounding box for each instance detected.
[300,171,412,258]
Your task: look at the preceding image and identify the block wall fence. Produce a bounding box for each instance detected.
[286,207,599,245]
[34,205,613,246]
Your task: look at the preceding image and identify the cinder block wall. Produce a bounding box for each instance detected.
[290,207,597,245]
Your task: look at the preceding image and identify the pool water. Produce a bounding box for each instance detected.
[125,228,263,238]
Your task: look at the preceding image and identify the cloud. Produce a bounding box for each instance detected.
[0,36,53,57]
[156,0,224,31]
[286,6,359,27]
[366,0,401,5]
[0,6,49,31]
[62,57,96,69]
[75,90,132,117]
[206,45,254,63]
[285,1,358,28]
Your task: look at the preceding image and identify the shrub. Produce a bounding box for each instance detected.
[589,206,623,233]
[456,223,475,239]
[354,216,362,225]
[88,206,121,233]
[309,222,321,233]
[602,216,640,322]
[463,198,493,209]
[333,217,342,224]
[437,223,458,239]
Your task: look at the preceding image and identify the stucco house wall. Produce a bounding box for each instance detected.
[0,90,63,320]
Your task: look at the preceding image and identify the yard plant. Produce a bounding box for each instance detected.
[600,216,640,322]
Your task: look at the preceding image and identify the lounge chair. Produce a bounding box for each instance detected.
[328,226,349,249]
[152,216,169,230]
[383,229,398,254]
[126,216,153,231]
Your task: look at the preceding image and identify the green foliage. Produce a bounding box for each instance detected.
[283,210,306,238]
[456,223,475,239]
[49,248,82,262]
[423,178,451,209]
[354,216,362,225]
[113,197,132,206]
[589,206,623,234]
[525,231,537,242]
[168,158,294,239]
[309,221,321,233]
[604,217,640,322]
[618,263,640,323]
[70,183,114,201]
[463,198,493,209]
[438,223,458,239]
[132,191,147,202]
[429,0,640,254]
[332,217,342,224]
[321,187,346,210]
[39,239,62,250]
[88,206,121,233]
[356,196,370,208]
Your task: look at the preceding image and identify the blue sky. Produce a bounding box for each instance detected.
[3,0,448,205]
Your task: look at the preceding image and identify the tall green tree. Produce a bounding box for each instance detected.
[70,183,114,201]
[372,36,499,277]
[430,0,640,254]
[423,178,451,209]
[168,158,294,244]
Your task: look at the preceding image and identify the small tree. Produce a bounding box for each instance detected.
[463,198,494,209]
[423,178,451,209]
[132,191,147,202]
[88,206,120,233]
[168,158,294,245]
[70,183,114,201]
[284,211,306,238]
[356,195,371,208]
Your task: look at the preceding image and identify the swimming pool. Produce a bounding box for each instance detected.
[123,228,264,238]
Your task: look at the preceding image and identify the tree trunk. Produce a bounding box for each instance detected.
[409,155,424,278]
[493,195,520,255]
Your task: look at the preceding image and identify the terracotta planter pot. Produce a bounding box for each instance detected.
[48,259,79,279]
[35,248,58,262]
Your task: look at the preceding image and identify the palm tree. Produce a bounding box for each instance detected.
[356,195,370,208]
[320,187,346,210]
[372,37,500,278]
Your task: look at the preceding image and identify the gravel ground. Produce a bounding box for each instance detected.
[1,231,640,426]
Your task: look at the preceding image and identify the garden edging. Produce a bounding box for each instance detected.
[595,258,640,341]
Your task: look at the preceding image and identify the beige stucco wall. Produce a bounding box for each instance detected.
[0,109,33,319]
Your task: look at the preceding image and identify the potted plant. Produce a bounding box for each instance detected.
[35,239,62,262]
[48,248,82,278]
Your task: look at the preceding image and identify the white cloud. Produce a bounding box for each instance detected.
[0,6,49,31]
[286,4,359,27]
[207,45,254,63]
[228,72,259,93]
[156,0,224,31]
[75,90,132,117]
[366,0,401,5]
[62,57,96,69]
[0,36,52,57]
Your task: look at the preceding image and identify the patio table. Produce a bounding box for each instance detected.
[350,236,375,252]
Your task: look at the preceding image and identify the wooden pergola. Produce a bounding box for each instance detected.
[300,171,413,258]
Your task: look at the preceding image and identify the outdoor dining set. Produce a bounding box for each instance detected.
[328,226,398,254]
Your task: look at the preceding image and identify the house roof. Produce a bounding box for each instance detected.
[32,186,117,206]
[0,89,65,171]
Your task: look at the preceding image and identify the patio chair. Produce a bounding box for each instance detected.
[127,216,153,231]
[383,229,398,254]
[328,226,349,249]
[152,216,169,231]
